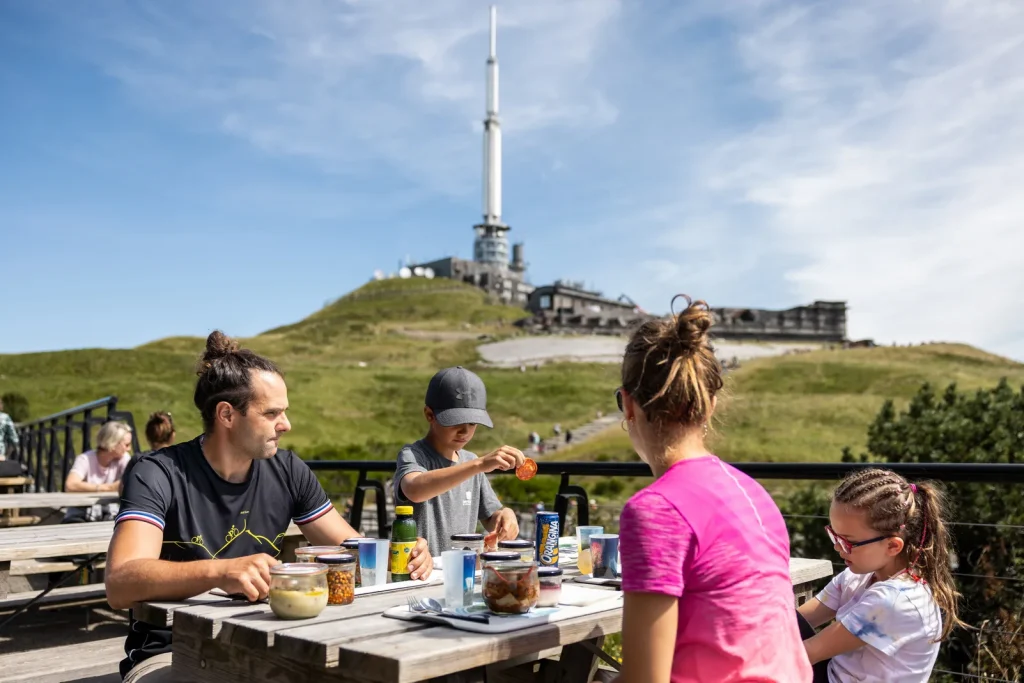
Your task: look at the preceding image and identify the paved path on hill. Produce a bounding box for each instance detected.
[478,336,825,368]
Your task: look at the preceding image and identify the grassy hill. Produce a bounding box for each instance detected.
[0,279,616,454]
[2,278,1022,481]
[553,342,1024,464]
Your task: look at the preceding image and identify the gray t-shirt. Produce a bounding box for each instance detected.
[395,439,503,558]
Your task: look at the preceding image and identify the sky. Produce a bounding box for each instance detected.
[1,0,1023,360]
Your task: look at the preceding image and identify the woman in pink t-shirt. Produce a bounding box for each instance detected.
[615,296,812,683]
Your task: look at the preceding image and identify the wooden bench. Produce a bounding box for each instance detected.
[0,636,123,683]
[0,584,108,611]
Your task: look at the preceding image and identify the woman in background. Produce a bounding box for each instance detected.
[64,420,133,521]
[144,411,175,452]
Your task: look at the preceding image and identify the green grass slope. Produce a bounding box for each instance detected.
[554,343,1024,464]
[0,279,613,454]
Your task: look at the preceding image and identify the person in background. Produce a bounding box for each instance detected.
[395,366,526,558]
[64,420,134,522]
[143,411,176,452]
[106,331,432,682]
[798,469,964,683]
[0,397,19,461]
[614,296,811,683]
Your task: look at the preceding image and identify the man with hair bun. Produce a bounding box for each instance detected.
[106,331,434,683]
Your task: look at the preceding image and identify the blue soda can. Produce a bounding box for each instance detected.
[535,512,560,566]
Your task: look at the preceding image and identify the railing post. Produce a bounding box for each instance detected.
[34,422,45,492]
[62,415,75,490]
[46,418,60,493]
[82,409,92,453]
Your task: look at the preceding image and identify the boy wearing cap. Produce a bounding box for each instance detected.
[396,366,526,557]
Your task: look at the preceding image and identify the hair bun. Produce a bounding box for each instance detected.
[671,295,713,352]
[201,330,239,368]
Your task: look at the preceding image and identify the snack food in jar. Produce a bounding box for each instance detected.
[317,553,356,606]
[451,533,485,569]
[269,563,329,620]
[482,561,539,614]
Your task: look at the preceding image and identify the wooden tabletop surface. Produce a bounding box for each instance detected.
[0,492,119,509]
[138,557,833,683]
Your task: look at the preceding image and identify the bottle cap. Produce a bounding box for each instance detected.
[395,505,414,516]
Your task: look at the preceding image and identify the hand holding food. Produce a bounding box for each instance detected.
[479,445,526,473]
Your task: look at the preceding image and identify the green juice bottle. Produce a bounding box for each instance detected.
[390,505,418,582]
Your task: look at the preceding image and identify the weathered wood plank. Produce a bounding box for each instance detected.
[788,557,832,584]
[336,611,623,683]
[0,636,123,683]
[0,583,108,609]
[273,615,434,667]
[0,493,118,509]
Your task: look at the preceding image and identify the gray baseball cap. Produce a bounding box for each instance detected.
[425,366,493,428]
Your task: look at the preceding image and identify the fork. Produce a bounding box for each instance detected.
[406,595,489,623]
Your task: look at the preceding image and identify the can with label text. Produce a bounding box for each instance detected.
[534,511,560,566]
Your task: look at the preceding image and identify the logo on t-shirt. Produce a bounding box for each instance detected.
[464,491,472,507]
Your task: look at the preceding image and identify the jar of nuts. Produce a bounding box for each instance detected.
[316,553,356,606]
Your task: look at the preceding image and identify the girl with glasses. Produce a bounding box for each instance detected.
[798,468,965,682]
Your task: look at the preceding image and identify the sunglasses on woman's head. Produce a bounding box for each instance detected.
[825,525,889,554]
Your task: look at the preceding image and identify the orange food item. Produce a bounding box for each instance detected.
[484,531,499,552]
[516,458,538,481]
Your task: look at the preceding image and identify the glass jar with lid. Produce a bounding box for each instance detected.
[340,539,362,587]
[497,539,535,563]
[479,551,520,569]
[269,563,329,619]
[537,566,564,607]
[317,553,356,605]
[294,545,343,563]
[481,561,539,614]
[451,533,485,569]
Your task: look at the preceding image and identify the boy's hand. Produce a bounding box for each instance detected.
[408,537,434,580]
[493,508,520,542]
[478,446,525,473]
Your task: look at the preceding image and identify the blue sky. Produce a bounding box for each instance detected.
[2,0,1023,360]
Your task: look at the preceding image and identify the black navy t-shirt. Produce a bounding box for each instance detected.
[115,436,332,677]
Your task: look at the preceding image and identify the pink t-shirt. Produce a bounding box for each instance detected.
[620,455,812,682]
[69,450,131,485]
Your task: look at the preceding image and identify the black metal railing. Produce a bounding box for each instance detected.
[12,396,140,493]
[307,459,1024,541]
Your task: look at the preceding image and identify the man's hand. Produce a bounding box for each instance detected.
[217,554,280,602]
[493,508,520,542]
[408,537,433,581]
[478,445,526,474]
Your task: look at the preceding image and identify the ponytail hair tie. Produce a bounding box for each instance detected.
[909,483,918,494]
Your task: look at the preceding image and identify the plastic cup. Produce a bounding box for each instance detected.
[590,534,619,579]
[359,539,391,586]
[576,526,604,575]
[442,550,477,608]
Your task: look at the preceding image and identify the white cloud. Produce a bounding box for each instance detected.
[70,0,620,195]
[688,0,1024,357]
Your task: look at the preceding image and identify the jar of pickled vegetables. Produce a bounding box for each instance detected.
[269,563,329,620]
[317,553,356,606]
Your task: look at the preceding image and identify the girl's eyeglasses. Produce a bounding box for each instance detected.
[825,525,889,555]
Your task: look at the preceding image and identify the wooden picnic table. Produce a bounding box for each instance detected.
[137,557,833,683]
[0,492,119,509]
[0,477,32,494]
[0,521,305,599]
